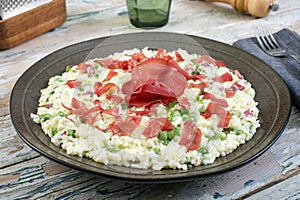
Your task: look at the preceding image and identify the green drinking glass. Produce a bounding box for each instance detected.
[126,0,172,28]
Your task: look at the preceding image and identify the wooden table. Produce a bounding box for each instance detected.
[1,0,300,199]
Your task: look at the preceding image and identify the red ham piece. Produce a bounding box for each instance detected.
[128,109,150,116]
[66,80,81,89]
[93,99,120,117]
[175,50,184,62]
[200,92,232,128]
[102,70,118,82]
[128,82,177,108]
[225,81,245,98]
[188,82,208,91]
[217,109,232,128]
[70,98,98,125]
[94,82,118,97]
[142,118,174,138]
[111,115,141,136]
[194,55,226,67]
[201,102,224,119]
[77,63,92,73]
[202,92,228,107]
[44,104,53,109]
[131,52,147,62]
[178,97,191,109]
[244,109,254,117]
[122,58,187,107]
[94,58,114,68]
[87,66,95,77]
[63,98,121,126]
[212,72,233,83]
[179,120,202,151]
[138,57,191,82]
[110,95,123,104]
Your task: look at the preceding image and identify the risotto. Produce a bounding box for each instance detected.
[31,48,260,170]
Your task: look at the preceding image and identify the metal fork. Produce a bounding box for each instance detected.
[254,25,300,64]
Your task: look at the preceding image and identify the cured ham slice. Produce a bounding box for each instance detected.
[111,115,141,136]
[179,120,202,151]
[201,93,232,128]
[77,62,92,73]
[188,82,208,91]
[128,82,177,107]
[178,97,191,109]
[102,70,118,82]
[225,81,246,98]
[142,118,174,138]
[94,82,118,97]
[122,58,187,107]
[66,80,81,89]
[212,72,233,83]
[194,55,226,67]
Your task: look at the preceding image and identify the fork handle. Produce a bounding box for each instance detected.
[289,54,300,64]
[202,0,276,17]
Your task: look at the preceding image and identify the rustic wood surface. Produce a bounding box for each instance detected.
[1,0,300,199]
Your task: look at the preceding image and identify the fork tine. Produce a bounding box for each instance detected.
[262,25,277,50]
[254,26,271,52]
[264,25,281,49]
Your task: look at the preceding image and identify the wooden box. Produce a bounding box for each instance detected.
[0,0,66,50]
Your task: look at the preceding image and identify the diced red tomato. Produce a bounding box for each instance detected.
[66,80,81,89]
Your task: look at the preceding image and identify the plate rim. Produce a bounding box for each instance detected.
[10,32,291,183]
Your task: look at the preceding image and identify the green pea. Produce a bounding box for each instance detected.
[38,114,51,122]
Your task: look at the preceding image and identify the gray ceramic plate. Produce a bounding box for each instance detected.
[10,32,291,183]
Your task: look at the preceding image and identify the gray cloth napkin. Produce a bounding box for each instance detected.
[233,28,300,108]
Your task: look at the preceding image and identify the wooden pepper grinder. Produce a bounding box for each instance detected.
[203,0,279,18]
